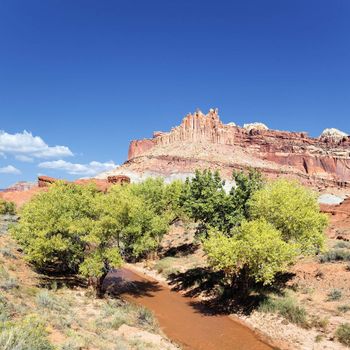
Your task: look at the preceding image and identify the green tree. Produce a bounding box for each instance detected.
[180,169,233,234]
[249,179,328,255]
[181,169,264,235]
[100,184,169,260]
[0,198,16,215]
[203,220,297,290]
[11,182,122,295]
[130,177,186,223]
[230,168,264,222]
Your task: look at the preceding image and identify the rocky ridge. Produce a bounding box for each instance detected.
[104,109,350,192]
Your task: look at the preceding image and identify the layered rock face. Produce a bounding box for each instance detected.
[125,109,350,191]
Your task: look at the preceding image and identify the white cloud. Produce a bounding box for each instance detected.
[38,160,117,176]
[15,155,34,162]
[0,165,21,174]
[0,130,73,159]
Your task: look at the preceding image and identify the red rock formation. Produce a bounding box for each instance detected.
[3,181,36,192]
[126,109,350,190]
[38,176,61,188]
[107,175,130,185]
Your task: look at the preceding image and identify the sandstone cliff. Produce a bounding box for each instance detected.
[122,109,350,191]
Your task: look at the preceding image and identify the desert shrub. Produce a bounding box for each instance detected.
[336,323,350,346]
[310,315,329,331]
[36,290,57,309]
[249,179,328,255]
[99,300,158,332]
[0,315,54,350]
[259,296,308,327]
[334,241,350,249]
[0,293,10,322]
[0,247,16,259]
[0,266,19,291]
[337,305,350,313]
[0,199,16,215]
[154,257,180,277]
[319,249,350,263]
[327,289,342,301]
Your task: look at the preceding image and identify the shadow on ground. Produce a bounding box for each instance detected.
[163,242,200,258]
[167,267,296,316]
[103,270,162,298]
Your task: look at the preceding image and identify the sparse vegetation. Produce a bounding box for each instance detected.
[0,315,54,350]
[336,323,350,346]
[0,198,16,215]
[319,249,350,263]
[337,305,350,313]
[259,295,309,328]
[327,288,342,301]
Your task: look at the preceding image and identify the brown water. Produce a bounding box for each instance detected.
[105,268,274,350]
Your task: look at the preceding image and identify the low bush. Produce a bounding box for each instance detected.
[0,315,54,350]
[334,241,350,249]
[0,293,10,322]
[259,296,308,328]
[319,249,350,263]
[338,305,350,313]
[154,257,180,277]
[327,289,342,301]
[0,199,16,215]
[336,323,350,346]
[0,266,19,291]
[99,300,158,333]
[36,290,57,310]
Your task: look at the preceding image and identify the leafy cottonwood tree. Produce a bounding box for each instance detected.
[203,178,328,293]
[230,168,264,222]
[100,184,169,260]
[11,182,122,294]
[180,170,233,234]
[181,169,263,235]
[130,177,186,223]
[249,179,328,254]
[203,219,297,291]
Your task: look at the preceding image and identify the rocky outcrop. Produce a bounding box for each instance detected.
[38,176,61,188]
[124,109,350,191]
[107,175,130,185]
[2,181,36,192]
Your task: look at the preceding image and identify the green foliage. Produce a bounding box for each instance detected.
[249,179,328,255]
[203,219,297,285]
[11,182,122,291]
[327,288,342,301]
[11,182,98,273]
[100,184,169,259]
[336,323,350,346]
[0,266,19,291]
[338,305,350,313]
[0,198,16,215]
[259,295,308,327]
[11,179,173,292]
[0,315,54,350]
[230,168,264,222]
[129,177,186,224]
[181,169,231,233]
[181,169,263,235]
[319,249,350,263]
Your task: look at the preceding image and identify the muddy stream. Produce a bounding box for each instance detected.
[105,267,274,350]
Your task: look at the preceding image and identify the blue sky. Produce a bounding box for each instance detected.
[0,0,349,188]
